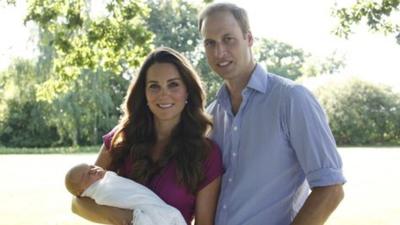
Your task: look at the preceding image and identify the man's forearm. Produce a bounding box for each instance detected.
[71,196,132,225]
[291,184,344,225]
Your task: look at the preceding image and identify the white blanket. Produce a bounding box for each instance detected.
[81,171,186,225]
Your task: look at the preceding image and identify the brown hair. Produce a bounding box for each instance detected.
[198,2,250,36]
[109,47,212,194]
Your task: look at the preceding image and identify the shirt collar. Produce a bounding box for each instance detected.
[215,64,269,103]
[246,64,268,94]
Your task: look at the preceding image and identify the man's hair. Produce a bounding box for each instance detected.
[198,2,250,35]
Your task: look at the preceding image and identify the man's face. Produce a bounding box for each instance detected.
[201,10,253,83]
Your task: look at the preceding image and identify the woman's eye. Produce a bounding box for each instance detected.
[168,82,179,88]
[148,84,160,90]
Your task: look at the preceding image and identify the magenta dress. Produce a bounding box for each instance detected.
[103,130,224,224]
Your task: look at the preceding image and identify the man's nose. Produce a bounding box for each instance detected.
[214,43,227,58]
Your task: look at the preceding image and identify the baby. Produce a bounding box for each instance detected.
[65,163,186,225]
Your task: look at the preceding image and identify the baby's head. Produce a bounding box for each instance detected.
[65,163,106,196]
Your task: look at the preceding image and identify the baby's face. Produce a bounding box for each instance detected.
[78,164,106,192]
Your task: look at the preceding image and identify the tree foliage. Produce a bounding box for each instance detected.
[25,0,153,100]
[6,0,384,148]
[315,78,400,145]
[0,0,16,6]
[0,59,59,147]
[254,38,347,80]
[253,38,306,80]
[333,0,400,42]
[301,51,346,78]
[146,0,200,54]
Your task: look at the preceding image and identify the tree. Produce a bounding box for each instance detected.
[48,69,126,146]
[25,0,153,100]
[301,51,346,78]
[333,0,400,42]
[253,38,307,80]
[253,38,347,80]
[0,59,59,147]
[0,0,16,7]
[315,78,400,145]
[29,24,125,146]
[146,0,200,54]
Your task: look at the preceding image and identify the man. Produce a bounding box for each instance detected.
[198,2,346,225]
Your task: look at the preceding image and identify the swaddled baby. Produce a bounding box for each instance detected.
[65,163,186,225]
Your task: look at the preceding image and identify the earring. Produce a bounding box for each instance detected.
[185,100,188,104]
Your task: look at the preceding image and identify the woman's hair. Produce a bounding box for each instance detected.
[109,47,213,193]
[198,2,250,36]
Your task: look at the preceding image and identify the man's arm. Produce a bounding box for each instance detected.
[71,196,132,225]
[291,184,344,225]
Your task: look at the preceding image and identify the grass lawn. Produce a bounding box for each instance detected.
[326,147,400,225]
[0,146,99,154]
[0,147,399,225]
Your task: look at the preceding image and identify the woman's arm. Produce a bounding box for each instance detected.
[194,176,221,225]
[71,144,132,225]
[95,144,113,169]
[72,196,132,225]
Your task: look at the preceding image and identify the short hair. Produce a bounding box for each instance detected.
[65,164,86,196]
[198,2,250,35]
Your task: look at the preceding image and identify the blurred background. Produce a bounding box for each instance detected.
[0,0,399,147]
[0,1,399,224]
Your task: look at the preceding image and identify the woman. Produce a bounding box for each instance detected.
[71,47,223,225]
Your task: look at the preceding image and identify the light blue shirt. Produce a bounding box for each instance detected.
[208,64,346,225]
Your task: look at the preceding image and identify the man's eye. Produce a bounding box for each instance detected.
[204,41,215,48]
[224,37,234,43]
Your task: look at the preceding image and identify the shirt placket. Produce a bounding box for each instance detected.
[219,89,250,223]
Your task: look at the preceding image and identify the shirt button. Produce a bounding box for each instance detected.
[228,178,233,182]
[232,152,237,157]
[233,126,238,131]
[223,204,227,209]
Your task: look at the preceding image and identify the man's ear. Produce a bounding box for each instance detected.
[246,31,254,47]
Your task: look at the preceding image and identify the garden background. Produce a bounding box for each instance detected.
[1,0,399,224]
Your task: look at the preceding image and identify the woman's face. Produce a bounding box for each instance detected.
[145,63,188,127]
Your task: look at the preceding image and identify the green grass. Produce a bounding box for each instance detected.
[1,148,400,225]
[1,145,398,154]
[0,145,100,154]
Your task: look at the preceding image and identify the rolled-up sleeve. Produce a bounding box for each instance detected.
[286,85,346,188]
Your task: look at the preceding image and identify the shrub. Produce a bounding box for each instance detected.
[314,78,400,146]
[0,100,59,147]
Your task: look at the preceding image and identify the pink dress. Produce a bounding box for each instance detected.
[103,130,224,224]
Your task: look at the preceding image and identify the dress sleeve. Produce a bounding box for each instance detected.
[198,140,224,191]
[102,127,118,150]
